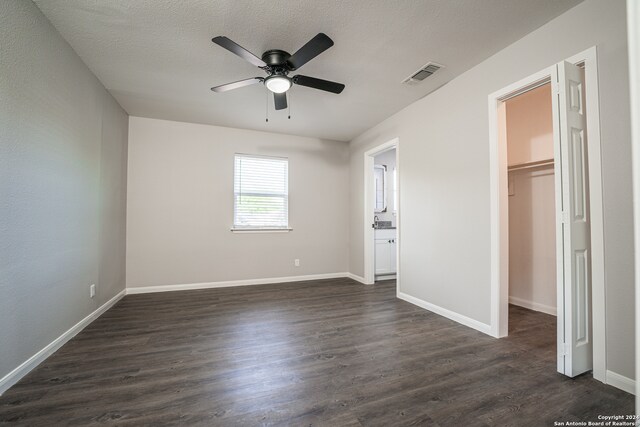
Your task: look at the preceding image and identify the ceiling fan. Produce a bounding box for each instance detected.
[210,33,345,111]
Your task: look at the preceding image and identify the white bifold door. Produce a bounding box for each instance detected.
[552,61,592,377]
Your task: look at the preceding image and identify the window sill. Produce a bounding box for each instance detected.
[230,227,293,233]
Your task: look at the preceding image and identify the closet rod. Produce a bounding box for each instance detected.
[508,159,554,172]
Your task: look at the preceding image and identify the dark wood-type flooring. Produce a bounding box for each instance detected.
[0,279,634,426]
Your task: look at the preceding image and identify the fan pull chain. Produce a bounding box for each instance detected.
[265,90,269,123]
[288,91,291,120]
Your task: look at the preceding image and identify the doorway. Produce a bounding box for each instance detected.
[363,138,399,286]
[489,47,605,381]
[502,82,558,364]
[373,148,397,281]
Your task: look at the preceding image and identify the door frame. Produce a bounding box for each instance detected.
[487,47,606,382]
[363,138,399,286]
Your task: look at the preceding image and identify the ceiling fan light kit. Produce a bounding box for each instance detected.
[210,33,345,114]
[264,75,291,93]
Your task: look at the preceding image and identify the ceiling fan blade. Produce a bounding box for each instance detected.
[212,36,267,67]
[211,77,263,93]
[287,33,334,70]
[274,92,287,110]
[293,75,345,94]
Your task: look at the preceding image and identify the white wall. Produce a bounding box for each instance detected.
[126,117,349,288]
[626,0,640,405]
[349,0,634,380]
[508,168,557,314]
[0,1,128,384]
[506,84,554,166]
[374,149,397,226]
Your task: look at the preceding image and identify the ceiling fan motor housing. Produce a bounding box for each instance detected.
[261,49,291,69]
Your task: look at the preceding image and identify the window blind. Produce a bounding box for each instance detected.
[234,154,289,229]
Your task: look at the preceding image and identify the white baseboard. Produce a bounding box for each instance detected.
[397,291,492,336]
[0,289,126,396]
[126,272,355,294]
[509,296,557,316]
[346,273,368,284]
[375,274,397,281]
[606,370,636,395]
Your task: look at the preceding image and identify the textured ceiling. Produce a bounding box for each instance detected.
[34,0,581,142]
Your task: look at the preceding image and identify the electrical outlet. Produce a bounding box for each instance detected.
[90,284,96,298]
[294,259,300,267]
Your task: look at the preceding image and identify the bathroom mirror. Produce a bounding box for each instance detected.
[374,164,387,213]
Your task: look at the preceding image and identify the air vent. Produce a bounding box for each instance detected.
[402,62,444,85]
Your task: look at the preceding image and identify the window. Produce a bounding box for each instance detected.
[233,154,289,230]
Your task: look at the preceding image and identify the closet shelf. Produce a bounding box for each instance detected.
[508,158,554,172]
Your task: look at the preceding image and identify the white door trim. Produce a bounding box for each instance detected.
[488,66,555,340]
[363,138,399,287]
[487,46,606,382]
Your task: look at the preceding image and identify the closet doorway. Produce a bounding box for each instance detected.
[503,83,558,362]
[489,48,605,380]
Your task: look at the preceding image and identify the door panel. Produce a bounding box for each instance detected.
[554,61,592,377]
[375,240,392,275]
